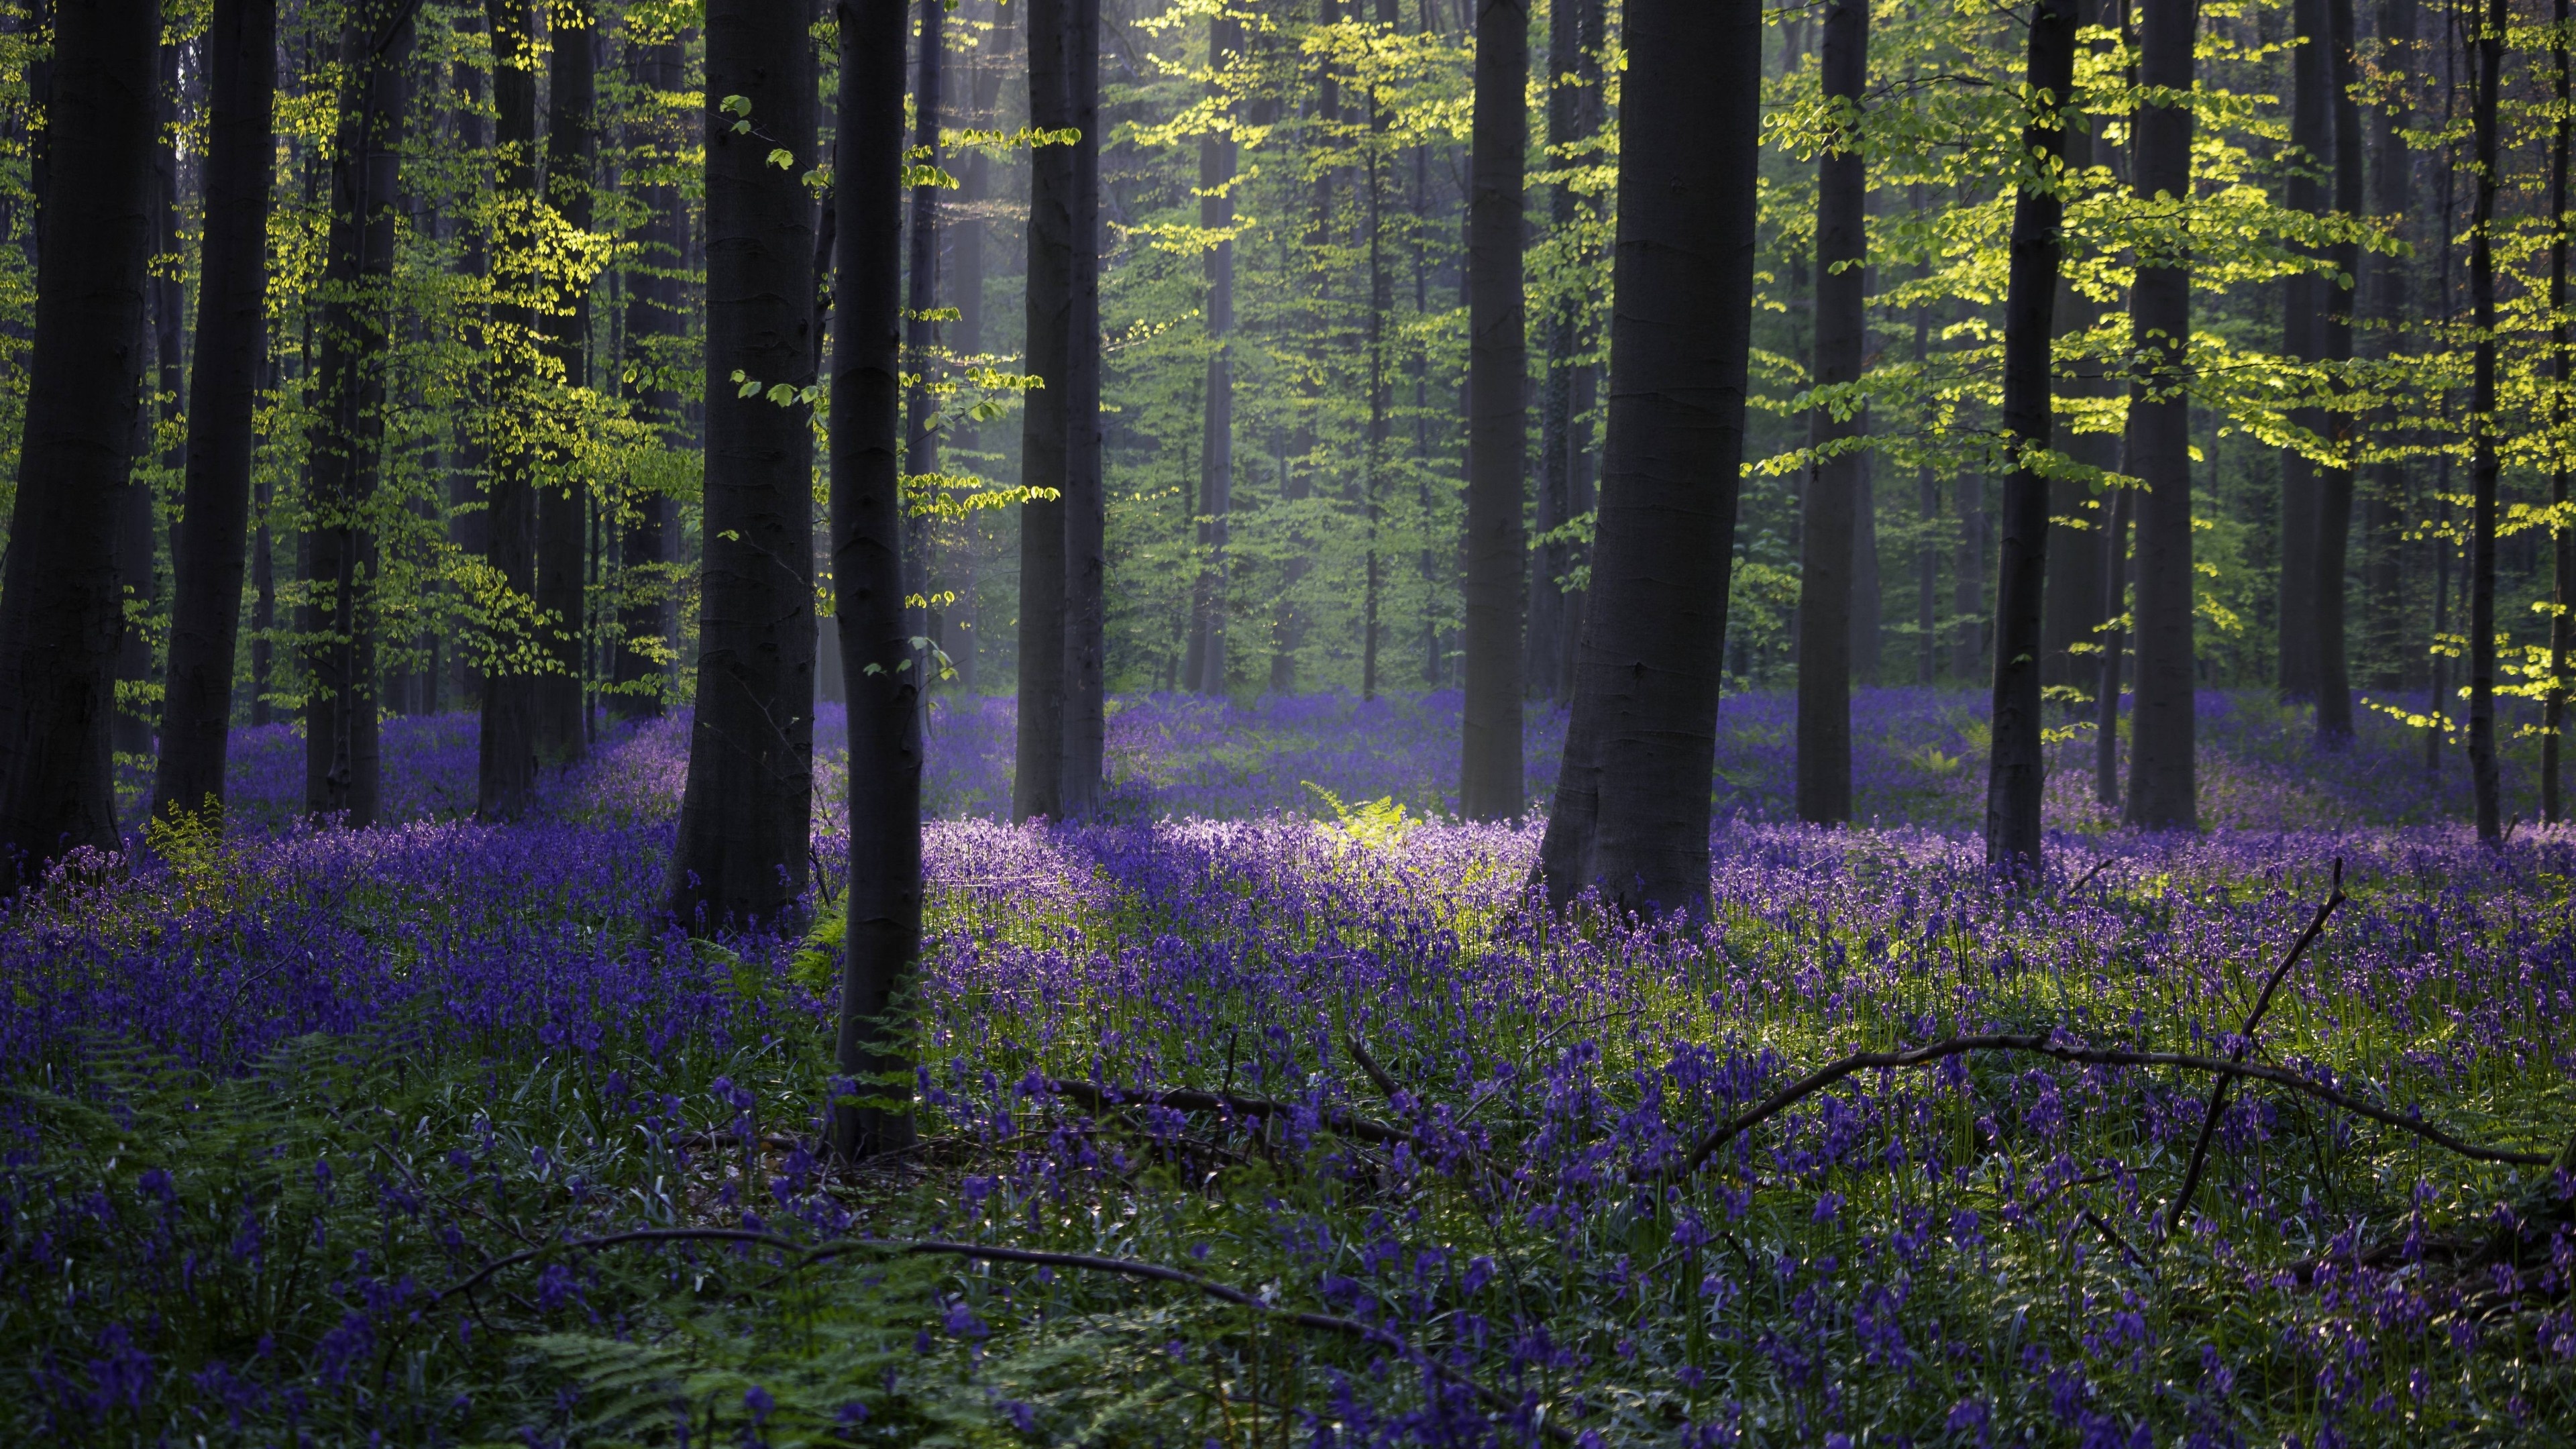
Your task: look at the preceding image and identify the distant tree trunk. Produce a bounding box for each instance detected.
[153,0,277,821]
[2364,0,2414,690]
[1013,0,1073,820]
[303,0,415,827]
[1061,0,1105,816]
[2545,0,2570,824]
[1361,3,1393,701]
[2467,0,2504,841]
[1527,0,1599,701]
[2041,0,2114,689]
[666,0,820,922]
[1534,0,1759,916]
[2124,0,2199,830]
[1184,17,1239,696]
[1460,0,1527,819]
[479,0,541,818]
[2095,482,2131,807]
[904,0,943,683]
[1985,0,2080,871]
[2278,0,2329,701]
[1914,289,1938,686]
[0,0,158,888]
[118,38,187,772]
[613,28,684,722]
[1952,472,1984,678]
[1796,0,1865,826]
[945,4,1008,698]
[826,0,919,1163]
[535,0,597,763]
[2314,0,2365,743]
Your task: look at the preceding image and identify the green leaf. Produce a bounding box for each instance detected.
[767,148,796,170]
[720,95,752,117]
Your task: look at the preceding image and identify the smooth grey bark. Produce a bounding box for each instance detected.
[1061,0,1104,816]
[536,0,597,763]
[2467,0,2503,841]
[152,0,278,821]
[612,28,684,722]
[904,0,943,674]
[943,2,1008,697]
[827,0,920,1163]
[1984,0,2080,871]
[302,0,414,827]
[2041,0,2115,690]
[2124,0,2199,830]
[1012,0,1073,821]
[1460,0,1527,820]
[666,0,819,924]
[1534,0,1760,917]
[1796,0,1866,827]
[2314,0,2364,744]
[2095,481,2131,807]
[2278,0,2330,700]
[1184,17,1239,696]
[478,0,540,819]
[2363,0,2414,690]
[0,0,158,890]
[1528,0,1603,700]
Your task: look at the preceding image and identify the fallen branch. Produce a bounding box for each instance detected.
[433,1226,1568,1440]
[1672,1033,2551,1179]
[2168,859,2345,1234]
[1038,1076,1409,1147]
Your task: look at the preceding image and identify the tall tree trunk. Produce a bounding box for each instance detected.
[1185,17,1239,696]
[828,0,920,1163]
[2467,0,2504,841]
[2124,0,2199,830]
[479,0,541,818]
[303,0,415,827]
[1953,472,1984,678]
[2364,0,2414,690]
[1362,0,1394,701]
[1915,287,1937,686]
[1527,0,1593,700]
[1013,0,1073,820]
[2278,0,2329,701]
[1534,0,1759,916]
[2095,482,2131,806]
[0,0,158,888]
[1061,0,1104,815]
[1985,0,2080,871]
[667,0,820,923]
[2546,0,2570,823]
[904,0,943,686]
[1796,0,1866,826]
[152,0,278,821]
[2314,0,2365,743]
[1460,0,1527,819]
[945,2,1008,698]
[2041,0,2115,688]
[612,25,684,720]
[535,0,597,762]
[117,38,187,773]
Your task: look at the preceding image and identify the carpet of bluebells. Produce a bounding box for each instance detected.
[14,690,2576,1446]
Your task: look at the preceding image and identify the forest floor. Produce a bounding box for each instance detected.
[10,689,2576,1446]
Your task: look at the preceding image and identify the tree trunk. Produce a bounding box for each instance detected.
[2363,0,2414,691]
[666,0,820,923]
[1185,17,1239,696]
[2314,0,2365,743]
[1953,472,1984,678]
[945,3,1008,698]
[904,0,943,682]
[1984,0,2080,871]
[1796,0,1866,826]
[1461,0,1527,819]
[1061,0,1105,815]
[0,0,158,888]
[2095,481,2131,807]
[536,0,597,763]
[152,0,277,822]
[2546,0,2570,823]
[478,0,541,818]
[2467,0,2503,841]
[1534,0,1759,916]
[1527,0,1595,701]
[2041,0,2115,690]
[827,0,920,1163]
[611,25,684,721]
[2123,0,2199,831]
[1012,0,1073,821]
[2278,0,2329,701]
[303,0,415,828]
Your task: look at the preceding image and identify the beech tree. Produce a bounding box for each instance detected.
[1794,0,1865,828]
[478,0,541,820]
[2467,0,2503,841]
[535,0,598,764]
[1013,0,1073,823]
[1458,0,1525,821]
[1183,14,1239,696]
[1062,0,1105,816]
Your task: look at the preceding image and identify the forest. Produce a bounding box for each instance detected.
[3,0,2576,1442]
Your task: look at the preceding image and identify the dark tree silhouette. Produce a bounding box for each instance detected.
[1795,0,1866,827]
[1013,0,1073,822]
[2546,0,2571,824]
[1984,0,2081,871]
[666,0,820,923]
[2125,0,2200,830]
[2277,0,2329,701]
[1534,0,1760,916]
[612,25,686,722]
[478,0,541,820]
[2363,0,2414,695]
[0,0,159,890]
[827,0,920,1163]
[1460,0,1527,820]
[1063,0,1106,817]
[2467,0,2504,841]
[2313,0,2364,744]
[2041,0,2116,688]
[303,0,416,827]
[1527,0,1603,700]
[536,0,598,763]
[1185,15,1240,696]
[152,0,279,822]
[903,0,943,680]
